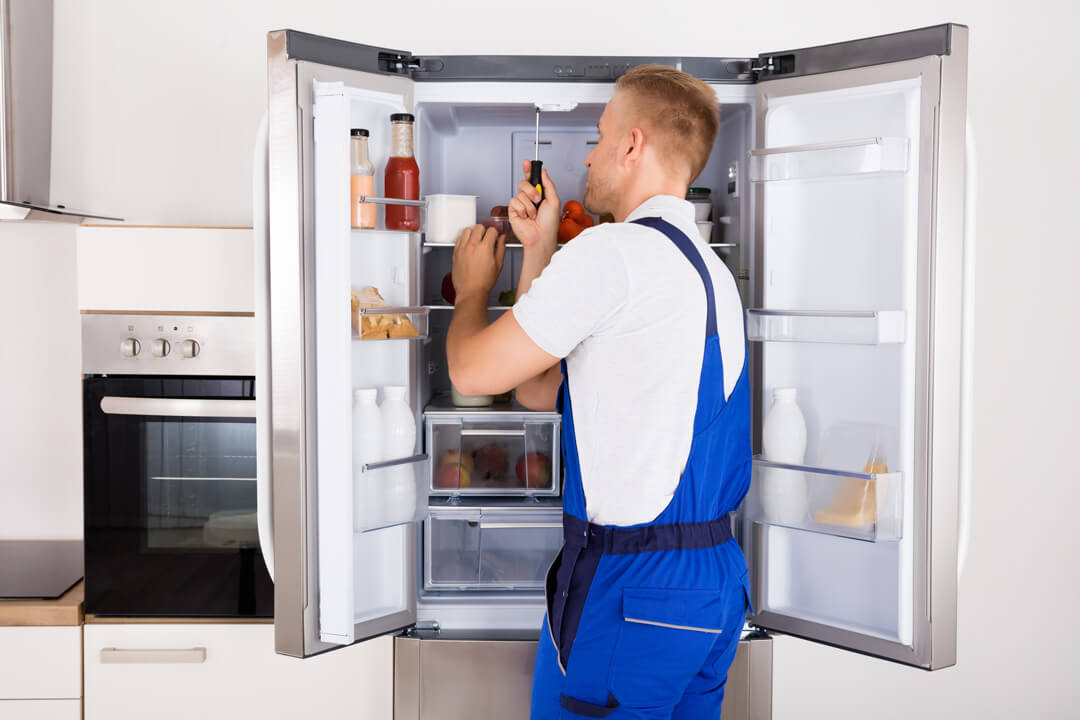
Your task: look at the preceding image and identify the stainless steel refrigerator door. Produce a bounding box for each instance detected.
[744,25,968,669]
[267,29,421,658]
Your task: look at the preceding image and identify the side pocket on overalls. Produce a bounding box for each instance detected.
[606,587,731,709]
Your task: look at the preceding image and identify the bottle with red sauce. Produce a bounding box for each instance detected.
[385,113,420,231]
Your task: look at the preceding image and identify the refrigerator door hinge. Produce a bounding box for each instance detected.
[402,620,441,636]
[377,51,444,76]
[377,53,446,77]
[750,53,797,80]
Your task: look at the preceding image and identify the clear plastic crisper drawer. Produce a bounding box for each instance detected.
[426,413,560,496]
[425,508,563,591]
[744,456,903,542]
[749,136,909,182]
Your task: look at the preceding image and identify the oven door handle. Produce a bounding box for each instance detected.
[99,397,256,418]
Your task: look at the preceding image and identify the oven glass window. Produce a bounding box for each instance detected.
[144,419,257,550]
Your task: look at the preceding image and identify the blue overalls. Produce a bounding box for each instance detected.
[530,217,753,719]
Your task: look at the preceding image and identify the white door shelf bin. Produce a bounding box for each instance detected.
[352,306,429,341]
[424,508,563,591]
[355,454,429,533]
[749,136,909,182]
[746,457,903,542]
[425,410,561,497]
[746,309,906,345]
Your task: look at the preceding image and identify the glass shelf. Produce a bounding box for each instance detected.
[425,304,512,312]
[746,309,905,345]
[746,457,903,542]
[351,306,429,341]
[749,136,909,182]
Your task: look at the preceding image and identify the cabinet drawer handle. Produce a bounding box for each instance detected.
[459,428,526,437]
[100,647,207,664]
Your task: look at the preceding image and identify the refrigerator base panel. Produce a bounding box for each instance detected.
[393,632,772,719]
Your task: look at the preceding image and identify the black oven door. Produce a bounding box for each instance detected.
[83,375,272,618]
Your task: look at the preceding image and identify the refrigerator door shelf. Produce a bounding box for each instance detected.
[355,455,430,533]
[745,457,903,542]
[424,508,563,592]
[426,415,561,497]
[749,136,909,182]
[746,309,906,345]
[352,306,430,342]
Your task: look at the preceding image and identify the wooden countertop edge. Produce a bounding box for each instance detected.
[84,615,273,625]
[0,580,84,627]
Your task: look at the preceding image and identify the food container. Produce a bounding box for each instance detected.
[426,194,477,244]
[687,187,712,221]
[696,221,713,243]
[478,215,516,243]
[450,382,494,408]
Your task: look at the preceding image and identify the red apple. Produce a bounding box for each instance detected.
[515,452,552,489]
[472,443,509,480]
[434,450,473,489]
[441,272,456,305]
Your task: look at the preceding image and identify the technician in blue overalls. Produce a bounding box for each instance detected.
[447,64,752,719]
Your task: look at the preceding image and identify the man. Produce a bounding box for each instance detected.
[447,64,751,719]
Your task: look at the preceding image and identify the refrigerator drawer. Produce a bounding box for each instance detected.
[424,508,563,591]
[426,414,560,497]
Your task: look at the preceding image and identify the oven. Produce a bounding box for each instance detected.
[81,313,271,618]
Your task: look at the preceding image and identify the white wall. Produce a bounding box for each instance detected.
[0,223,81,539]
[29,0,1080,716]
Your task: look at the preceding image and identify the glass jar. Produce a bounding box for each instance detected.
[385,113,420,231]
[350,129,376,229]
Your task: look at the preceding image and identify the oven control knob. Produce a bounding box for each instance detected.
[182,339,201,358]
[151,338,171,357]
[120,338,141,358]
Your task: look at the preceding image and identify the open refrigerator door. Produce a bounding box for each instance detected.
[741,25,968,670]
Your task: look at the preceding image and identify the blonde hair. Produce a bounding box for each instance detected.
[614,65,720,181]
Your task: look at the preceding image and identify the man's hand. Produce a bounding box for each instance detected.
[508,160,560,256]
[452,224,506,305]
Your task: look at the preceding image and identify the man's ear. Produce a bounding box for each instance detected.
[624,127,646,165]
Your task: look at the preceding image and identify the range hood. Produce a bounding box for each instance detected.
[0,0,120,223]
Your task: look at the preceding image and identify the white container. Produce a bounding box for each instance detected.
[426,194,477,244]
[696,221,713,243]
[450,381,494,407]
[380,386,418,525]
[352,388,384,530]
[760,387,809,525]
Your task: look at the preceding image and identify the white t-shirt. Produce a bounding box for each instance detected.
[513,194,746,526]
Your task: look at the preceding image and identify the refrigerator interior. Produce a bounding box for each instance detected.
[742,76,924,646]
[315,78,757,635]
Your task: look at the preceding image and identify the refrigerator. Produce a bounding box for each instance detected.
[253,22,971,718]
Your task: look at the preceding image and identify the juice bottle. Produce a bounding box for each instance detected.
[350,129,376,229]
[385,113,420,231]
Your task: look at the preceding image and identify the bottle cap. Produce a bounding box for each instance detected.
[353,388,377,404]
[390,113,415,123]
[351,128,369,137]
[773,387,797,402]
[382,385,407,399]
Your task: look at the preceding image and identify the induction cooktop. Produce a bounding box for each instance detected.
[0,541,83,599]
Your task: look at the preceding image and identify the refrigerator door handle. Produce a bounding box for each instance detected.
[254,109,275,582]
[957,114,976,580]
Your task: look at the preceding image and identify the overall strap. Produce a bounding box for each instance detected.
[632,216,717,338]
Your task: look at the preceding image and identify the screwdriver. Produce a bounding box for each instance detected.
[530,107,544,209]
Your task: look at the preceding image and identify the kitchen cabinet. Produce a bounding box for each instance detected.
[76,226,254,313]
[0,626,82,719]
[84,623,392,720]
